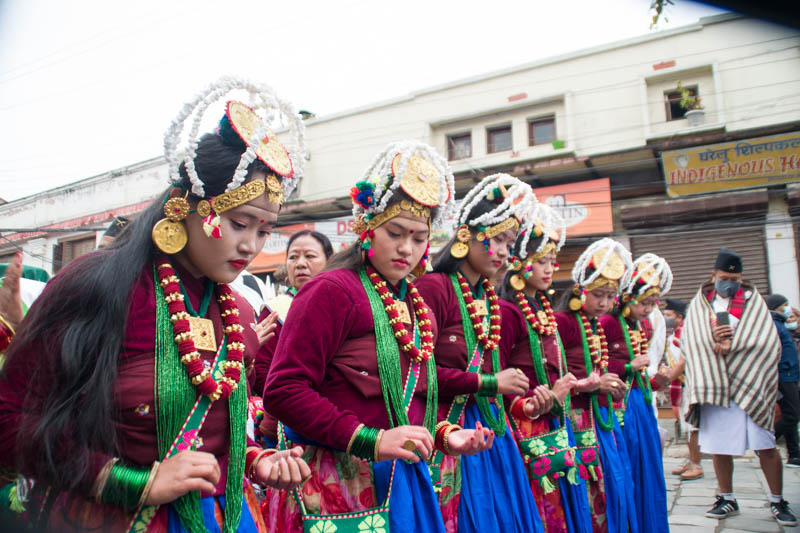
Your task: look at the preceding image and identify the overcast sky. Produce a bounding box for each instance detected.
[0,0,726,202]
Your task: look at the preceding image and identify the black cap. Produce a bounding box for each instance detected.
[766,294,788,311]
[714,248,742,273]
[103,216,129,238]
[664,298,687,317]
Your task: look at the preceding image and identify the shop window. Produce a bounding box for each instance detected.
[54,235,96,272]
[529,116,556,146]
[448,133,472,160]
[487,125,512,154]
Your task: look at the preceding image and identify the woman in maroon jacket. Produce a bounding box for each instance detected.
[415,173,544,533]
[261,141,493,533]
[555,238,636,533]
[0,78,310,532]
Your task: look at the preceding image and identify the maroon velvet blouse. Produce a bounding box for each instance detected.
[262,268,437,452]
[414,273,491,418]
[0,258,259,497]
[554,310,610,410]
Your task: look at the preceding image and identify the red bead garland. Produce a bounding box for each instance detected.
[156,258,245,402]
[578,311,609,370]
[515,290,556,336]
[455,272,501,353]
[624,321,649,374]
[366,266,434,363]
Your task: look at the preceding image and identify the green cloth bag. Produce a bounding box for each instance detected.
[518,425,578,493]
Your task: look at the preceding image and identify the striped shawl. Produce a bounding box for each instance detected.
[681,281,780,430]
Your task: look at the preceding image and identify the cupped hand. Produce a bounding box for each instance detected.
[630,355,649,372]
[599,372,626,400]
[145,450,220,505]
[551,372,577,403]
[496,368,529,396]
[0,252,23,330]
[446,420,494,456]
[522,386,554,418]
[376,425,433,463]
[255,446,311,490]
[252,311,279,346]
[712,324,733,342]
[574,372,602,393]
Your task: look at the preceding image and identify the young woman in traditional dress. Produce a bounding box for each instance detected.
[554,238,638,533]
[498,202,593,533]
[261,141,494,533]
[0,78,312,532]
[415,174,544,533]
[599,253,672,533]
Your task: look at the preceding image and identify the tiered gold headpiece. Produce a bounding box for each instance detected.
[568,238,632,311]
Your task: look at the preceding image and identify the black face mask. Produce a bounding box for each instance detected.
[664,318,677,330]
[715,280,740,298]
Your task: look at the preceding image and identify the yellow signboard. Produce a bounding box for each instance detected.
[663,132,800,197]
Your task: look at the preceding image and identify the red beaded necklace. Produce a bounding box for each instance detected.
[515,290,556,336]
[366,266,435,363]
[156,258,245,401]
[577,310,609,370]
[455,272,501,353]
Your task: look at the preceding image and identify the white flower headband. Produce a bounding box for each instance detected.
[163,75,306,200]
[572,237,633,294]
[516,201,567,260]
[456,173,535,228]
[352,140,456,230]
[626,253,673,296]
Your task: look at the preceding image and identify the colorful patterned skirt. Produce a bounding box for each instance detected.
[1,480,266,533]
[261,428,444,533]
[622,387,669,533]
[595,406,639,533]
[452,403,544,533]
[511,413,593,533]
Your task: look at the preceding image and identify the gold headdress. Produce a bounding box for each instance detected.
[508,202,567,291]
[622,253,673,313]
[568,238,632,311]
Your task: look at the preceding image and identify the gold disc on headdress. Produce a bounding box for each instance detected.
[152,218,188,254]
[591,249,625,281]
[510,274,526,291]
[197,200,212,218]
[450,241,469,259]
[392,154,444,207]
[226,101,293,178]
[456,225,472,243]
[164,196,190,222]
[638,265,660,287]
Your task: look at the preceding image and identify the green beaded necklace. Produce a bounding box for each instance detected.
[154,267,247,533]
[575,312,615,432]
[524,295,572,415]
[618,316,653,404]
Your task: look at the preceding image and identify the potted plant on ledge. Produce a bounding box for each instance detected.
[678,81,704,126]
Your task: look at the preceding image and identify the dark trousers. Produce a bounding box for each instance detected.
[775,380,800,458]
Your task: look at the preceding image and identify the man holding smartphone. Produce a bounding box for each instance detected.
[682,248,796,526]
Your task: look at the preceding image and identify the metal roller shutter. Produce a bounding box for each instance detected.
[630,226,769,303]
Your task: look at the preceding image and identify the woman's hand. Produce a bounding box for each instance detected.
[145,450,220,505]
[446,421,494,456]
[551,373,578,403]
[630,355,649,372]
[255,447,311,490]
[599,372,626,400]
[0,252,23,330]
[495,368,530,396]
[252,311,279,347]
[376,425,433,463]
[574,372,602,393]
[522,386,554,418]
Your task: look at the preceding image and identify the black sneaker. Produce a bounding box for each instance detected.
[771,500,798,526]
[787,456,800,468]
[705,496,739,519]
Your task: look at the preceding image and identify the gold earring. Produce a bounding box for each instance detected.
[510,274,526,291]
[450,224,471,259]
[152,191,190,254]
[569,297,582,311]
[622,305,631,318]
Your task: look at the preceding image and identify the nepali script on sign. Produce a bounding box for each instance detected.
[662,132,800,197]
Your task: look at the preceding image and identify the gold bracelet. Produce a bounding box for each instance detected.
[249,449,277,482]
[345,423,365,455]
[374,429,385,463]
[92,457,119,503]
[0,314,15,338]
[138,461,160,507]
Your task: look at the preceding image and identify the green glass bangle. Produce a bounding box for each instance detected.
[478,373,498,397]
[350,426,380,461]
[625,363,633,377]
[102,463,151,509]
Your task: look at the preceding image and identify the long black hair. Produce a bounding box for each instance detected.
[2,132,268,493]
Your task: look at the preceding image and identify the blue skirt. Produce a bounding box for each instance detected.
[557,416,593,533]
[623,388,669,533]
[458,403,544,533]
[167,494,259,533]
[595,406,639,533]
